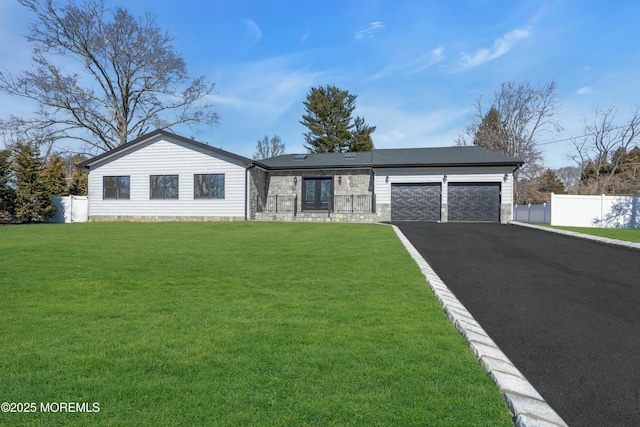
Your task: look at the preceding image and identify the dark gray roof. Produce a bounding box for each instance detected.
[255,151,373,169]
[80,129,253,169]
[372,146,523,168]
[256,146,522,170]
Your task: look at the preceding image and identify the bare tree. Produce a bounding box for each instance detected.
[555,166,581,194]
[253,135,285,160]
[571,107,640,195]
[457,81,562,204]
[0,0,219,153]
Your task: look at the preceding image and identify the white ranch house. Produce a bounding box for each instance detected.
[81,130,523,223]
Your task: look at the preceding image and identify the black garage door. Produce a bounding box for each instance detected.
[391,183,441,221]
[448,182,500,222]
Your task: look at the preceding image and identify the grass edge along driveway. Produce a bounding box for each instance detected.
[0,222,512,426]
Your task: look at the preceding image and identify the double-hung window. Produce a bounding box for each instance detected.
[103,176,130,199]
[150,175,179,199]
[194,174,225,199]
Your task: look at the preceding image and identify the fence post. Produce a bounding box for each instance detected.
[351,194,354,213]
[372,194,376,213]
[275,195,278,213]
[294,196,297,217]
[600,194,606,227]
[528,204,531,223]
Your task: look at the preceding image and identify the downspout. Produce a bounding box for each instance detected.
[245,165,250,221]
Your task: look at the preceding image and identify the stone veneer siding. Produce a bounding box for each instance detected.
[88,215,245,222]
[248,167,268,220]
[266,168,374,201]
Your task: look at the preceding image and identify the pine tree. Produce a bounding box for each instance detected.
[69,165,88,196]
[12,142,55,222]
[537,169,566,195]
[349,117,375,152]
[300,85,375,153]
[473,107,505,152]
[0,149,16,222]
[42,153,68,196]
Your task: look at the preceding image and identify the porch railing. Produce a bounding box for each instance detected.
[257,194,375,217]
[257,195,297,215]
[331,195,374,213]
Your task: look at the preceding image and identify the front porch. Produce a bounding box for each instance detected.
[254,194,378,222]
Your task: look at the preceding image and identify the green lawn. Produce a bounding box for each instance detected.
[544,225,640,243]
[0,222,512,426]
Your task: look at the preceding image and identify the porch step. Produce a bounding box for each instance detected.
[254,212,378,223]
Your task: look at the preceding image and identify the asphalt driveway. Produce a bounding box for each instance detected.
[391,222,640,427]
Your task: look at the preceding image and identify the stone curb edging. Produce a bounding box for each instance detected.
[510,221,640,250]
[389,225,569,427]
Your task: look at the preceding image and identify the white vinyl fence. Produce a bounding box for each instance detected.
[51,196,88,223]
[515,193,640,228]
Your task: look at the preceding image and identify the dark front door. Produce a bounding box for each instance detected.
[303,178,332,210]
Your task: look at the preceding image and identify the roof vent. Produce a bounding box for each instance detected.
[294,154,308,161]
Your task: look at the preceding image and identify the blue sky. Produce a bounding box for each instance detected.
[1,0,639,168]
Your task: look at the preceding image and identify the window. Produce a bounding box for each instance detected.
[103,176,130,199]
[194,174,225,199]
[150,175,179,199]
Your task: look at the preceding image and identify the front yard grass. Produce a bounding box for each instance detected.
[545,225,640,243]
[0,222,512,426]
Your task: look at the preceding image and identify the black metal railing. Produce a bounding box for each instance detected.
[331,195,374,213]
[257,194,375,217]
[257,195,297,215]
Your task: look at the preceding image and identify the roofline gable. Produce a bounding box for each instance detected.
[79,129,252,169]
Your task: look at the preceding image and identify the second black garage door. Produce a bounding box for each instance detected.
[391,183,441,221]
[448,182,500,222]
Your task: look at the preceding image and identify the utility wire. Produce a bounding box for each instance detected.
[538,125,634,146]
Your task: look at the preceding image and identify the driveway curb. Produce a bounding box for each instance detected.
[511,221,640,250]
[390,225,568,427]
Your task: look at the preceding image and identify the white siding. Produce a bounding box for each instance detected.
[375,167,515,205]
[88,137,247,219]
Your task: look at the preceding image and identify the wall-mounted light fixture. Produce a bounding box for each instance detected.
[294,176,298,185]
[443,174,447,183]
[503,173,509,182]
[385,175,389,184]
[338,176,342,185]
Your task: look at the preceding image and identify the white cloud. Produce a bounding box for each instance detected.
[577,86,592,95]
[209,55,324,123]
[457,28,530,71]
[242,19,262,50]
[368,46,445,81]
[355,21,385,40]
[358,104,470,148]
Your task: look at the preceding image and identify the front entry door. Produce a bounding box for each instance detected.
[303,178,332,210]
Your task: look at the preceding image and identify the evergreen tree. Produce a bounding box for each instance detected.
[0,149,16,222]
[300,85,375,153]
[69,164,88,196]
[349,117,375,152]
[537,169,566,195]
[42,153,68,196]
[473,107,505,151]
[12,142,55,222]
